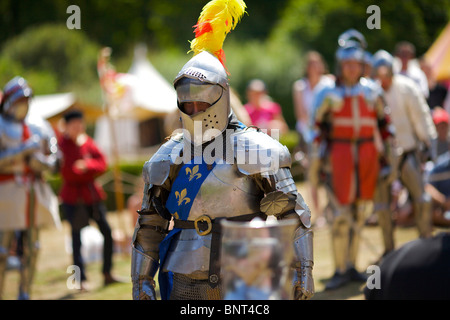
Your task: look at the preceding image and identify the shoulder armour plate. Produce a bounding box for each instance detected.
[142,133,183,186]
[231,128,291,175]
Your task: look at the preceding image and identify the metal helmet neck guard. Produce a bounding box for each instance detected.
[174,51,230,146]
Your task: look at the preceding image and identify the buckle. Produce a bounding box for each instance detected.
[194,215,212,236]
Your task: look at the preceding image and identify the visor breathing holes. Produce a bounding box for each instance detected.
[185,68,207,80]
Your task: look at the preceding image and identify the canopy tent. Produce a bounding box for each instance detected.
[127,45,178,119]
[94,45,179,159]
[28,92,102,126]
[28,92,75,120]
[425,22,450,82]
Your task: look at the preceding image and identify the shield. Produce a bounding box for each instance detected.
[220,217,297,300]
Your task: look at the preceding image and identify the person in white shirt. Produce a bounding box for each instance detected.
[393,41,429,99]
[372,50,437,252]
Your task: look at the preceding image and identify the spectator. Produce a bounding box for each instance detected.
[372,50,436,244]
[244,79,288,136]
[393,41,429,98]
[425,135,450,227]
[58,110,120,291]
[431,107,450,158]
[419,57,450,111]
[292,51,334,227]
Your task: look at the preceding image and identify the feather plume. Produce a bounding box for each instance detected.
[190,0,246,68]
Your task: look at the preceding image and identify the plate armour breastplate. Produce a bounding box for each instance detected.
[162,161,263,279]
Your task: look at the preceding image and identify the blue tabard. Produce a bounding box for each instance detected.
[158,157,216,300]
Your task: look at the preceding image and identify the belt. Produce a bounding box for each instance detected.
[331,137,374,144]
[172,212,265,288]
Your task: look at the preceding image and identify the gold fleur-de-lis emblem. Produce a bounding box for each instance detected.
[186,165,202,181]
[175,188,191,206]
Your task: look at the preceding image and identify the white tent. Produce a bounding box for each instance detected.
[127,44,178,118]
[28,92,76,120]
[94,45,178,159]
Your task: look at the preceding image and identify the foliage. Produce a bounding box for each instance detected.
[0,24,101,97]
[0,0,449,129]
[272,0,450,72]
[225,39,304,127]
[0,0,289,55]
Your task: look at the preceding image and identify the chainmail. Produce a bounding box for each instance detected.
[170,273,222,300]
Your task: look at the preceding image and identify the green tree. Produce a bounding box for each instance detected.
[271,0,450,71]
[0,24,100,100]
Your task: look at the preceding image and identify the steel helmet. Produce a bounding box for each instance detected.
[336,29,367,63]
[372,49,394,70]
[1,76,33,121]
[173,51,230,145]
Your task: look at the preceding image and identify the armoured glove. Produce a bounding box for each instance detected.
[134,276,157,300]
[27,152,59,174]
[293,262,314,300]
[131,245,159,300]
[23,135,41,152]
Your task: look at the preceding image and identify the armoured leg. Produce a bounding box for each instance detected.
[374,178,395,253]
[325,206,352,290]
[330,204,352,274]
[18,229,39,300]
[413,194,433,238]
[400,154,432,238]
[349,201,373,267]
[0,231,14,300]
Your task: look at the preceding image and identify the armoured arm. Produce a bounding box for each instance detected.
[25,118,62,174]
[131,142,182,300]
[375,97,398,183]
[27,135,61,174]
[131,242,159,300]
[0,135,40,168]
[258,167,314,300]
[233,129,314,299]
[131,183,171,300]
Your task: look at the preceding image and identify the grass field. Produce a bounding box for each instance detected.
[1,183,440,300]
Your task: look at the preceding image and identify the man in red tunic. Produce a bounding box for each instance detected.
[311,30,392,289]
[58,110,118,290]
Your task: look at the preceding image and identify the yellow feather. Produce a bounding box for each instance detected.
[190,0,246,67]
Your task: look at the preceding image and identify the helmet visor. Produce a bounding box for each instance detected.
[176,78,223,106]
[336,46,364,62]
[7,98,29,121]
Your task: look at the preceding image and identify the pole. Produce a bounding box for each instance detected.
[98,47,128,253]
